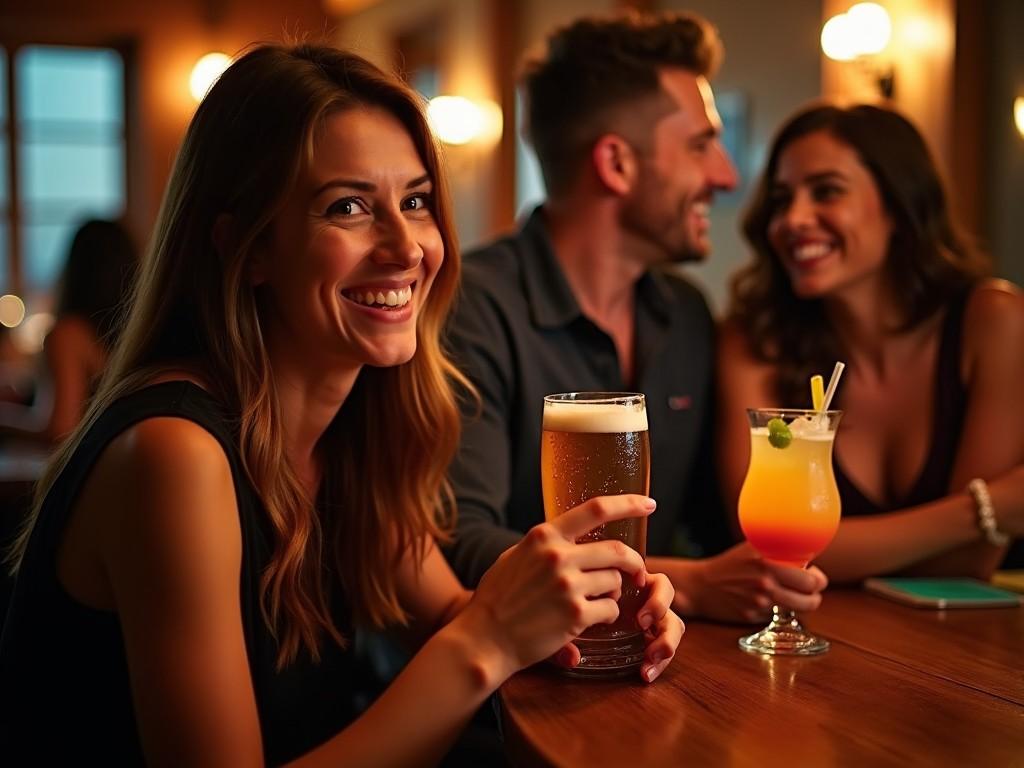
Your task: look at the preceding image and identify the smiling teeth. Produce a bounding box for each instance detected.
[793,243,832,261]
[348,285,413,308]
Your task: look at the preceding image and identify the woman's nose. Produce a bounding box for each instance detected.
[372,213,423,269]
[782,190,815,229]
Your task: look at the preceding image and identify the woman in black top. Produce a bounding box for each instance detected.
[0,44,682,765]
[719,104,1024,583]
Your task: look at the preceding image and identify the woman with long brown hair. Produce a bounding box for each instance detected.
[719,104,1024,583]
[0,44,682,765]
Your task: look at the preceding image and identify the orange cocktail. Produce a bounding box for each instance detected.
[738,420,840,566]
[737,408,842,656]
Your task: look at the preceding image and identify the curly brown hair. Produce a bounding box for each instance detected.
[522,10,722,196]
[728,104,990,405]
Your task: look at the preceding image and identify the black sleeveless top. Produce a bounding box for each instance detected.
[0,382,358,765]
[834,294,969,516]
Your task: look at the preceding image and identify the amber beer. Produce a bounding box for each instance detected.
[541,392,650,675]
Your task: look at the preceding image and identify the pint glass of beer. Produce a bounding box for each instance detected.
[541,392,650,675]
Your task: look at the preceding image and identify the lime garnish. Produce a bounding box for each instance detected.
[767,417,792,449]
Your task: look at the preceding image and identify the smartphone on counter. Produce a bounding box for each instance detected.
[864,577,1023,609]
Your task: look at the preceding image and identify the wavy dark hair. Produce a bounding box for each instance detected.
[11,44,468,667]
[729,104,990,405]
[523,10,721,196]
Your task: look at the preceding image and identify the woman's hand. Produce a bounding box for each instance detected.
[457,494,656,681]
[674,542,828,623]
[551,569,685,683]
[637,572,684,683]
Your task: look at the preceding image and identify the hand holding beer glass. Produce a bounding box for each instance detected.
[541,392,651,675]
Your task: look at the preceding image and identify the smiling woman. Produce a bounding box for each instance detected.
[251,106,443,374]
[718,103,1024,586]
[0,43,682,766]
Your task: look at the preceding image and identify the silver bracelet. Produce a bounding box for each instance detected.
[967,478,1009,547]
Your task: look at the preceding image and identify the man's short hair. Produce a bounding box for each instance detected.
[522,11,722,196]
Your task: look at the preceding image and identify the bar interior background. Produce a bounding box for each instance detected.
[1,0,1020,323]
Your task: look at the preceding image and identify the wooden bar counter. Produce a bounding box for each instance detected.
[498,589,1024,766]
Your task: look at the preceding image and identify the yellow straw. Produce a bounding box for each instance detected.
[810,375,825,411]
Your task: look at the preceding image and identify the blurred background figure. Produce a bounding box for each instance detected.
[0,219,136,447]
[718,103,1024,582]
[0,327,34,407]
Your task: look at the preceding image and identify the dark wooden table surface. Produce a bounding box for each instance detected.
[498,589,1024,767]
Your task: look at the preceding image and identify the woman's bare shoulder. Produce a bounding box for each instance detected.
[87,416,237,534]
[963,278,1024,344]
[959,278,1024,385]
[718,317,752,352]
[717,317,772,370]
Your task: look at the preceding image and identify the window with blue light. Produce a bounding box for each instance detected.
[13,45,126,297]
[0,49,8,295]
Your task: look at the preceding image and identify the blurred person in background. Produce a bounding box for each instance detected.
[0,43,681,765]
[444,10,827,624]
[0,219,136,446]
[0,326,34,406]
[719,103,1024,582]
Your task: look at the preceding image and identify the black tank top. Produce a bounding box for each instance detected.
[834,293,969,516]
[0,382,358,765]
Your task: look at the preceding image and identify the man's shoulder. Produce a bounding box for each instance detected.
[655,269,715,319]
[450,232,533,336]
[461,233,524,289]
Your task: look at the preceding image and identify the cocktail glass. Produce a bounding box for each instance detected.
[737,408,842,656]
[541,392,650,675]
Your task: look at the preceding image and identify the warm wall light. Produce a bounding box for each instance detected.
[1015,97,1024,139]
[0,294,26,328]
[426,96,502,146]
[845,2,891,54]
[821,2,894,98]
[821,15,858,61]
[190,52,231,102]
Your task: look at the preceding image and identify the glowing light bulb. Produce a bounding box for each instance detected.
[0,294,25,328]
[821,15,858,62]
[1015,97,1024,139]
[426,96,502,146]
[427,96,484,145]
[847,3,891,55]
[190,52,231,102]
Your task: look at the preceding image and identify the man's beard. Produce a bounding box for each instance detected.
[619,187,707,265]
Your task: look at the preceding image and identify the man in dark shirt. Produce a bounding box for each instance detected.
[444,11,827,622]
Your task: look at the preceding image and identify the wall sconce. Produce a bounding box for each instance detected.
[0,294,26,329]
[426,95,502,146]
[1015,97,1024,139]
[821,2,894,99]
[190,51,232,102]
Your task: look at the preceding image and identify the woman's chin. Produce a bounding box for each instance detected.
[789,277,831,300]
[362,342,417,369]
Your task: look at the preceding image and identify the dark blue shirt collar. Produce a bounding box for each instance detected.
[517,206,674,329]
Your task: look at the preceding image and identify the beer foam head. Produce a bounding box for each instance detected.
[543,402,648,433]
